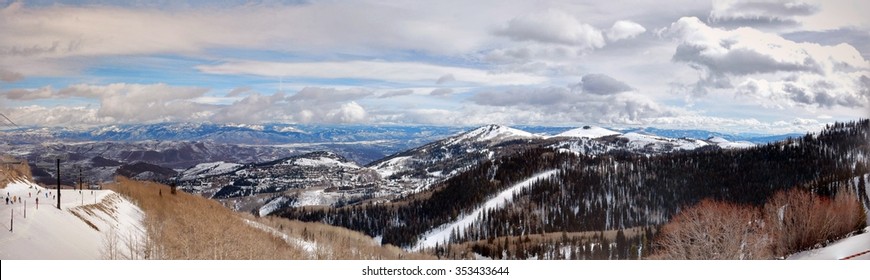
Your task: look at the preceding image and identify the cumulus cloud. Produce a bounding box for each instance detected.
[2,83,375,125]
[3,105,111,127]
[665,16,869,107]
[329,102,368,123]
[494,10,605,49]
[736,74,869,108]
[576,74,634,95]
[606,20,646,41]
[208,87,373,124]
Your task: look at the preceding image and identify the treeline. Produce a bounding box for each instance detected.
[442,227,657,260]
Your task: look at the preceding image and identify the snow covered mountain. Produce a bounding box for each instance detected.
[550,125,756,155]
[445,124,540,145]
[369,124,540,180]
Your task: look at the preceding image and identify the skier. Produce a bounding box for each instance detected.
[5,196,7,205]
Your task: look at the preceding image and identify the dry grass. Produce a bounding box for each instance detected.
[107,177,305,259]
[0,155,31,186]
[107,177,435,260]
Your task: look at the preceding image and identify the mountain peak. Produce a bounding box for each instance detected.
[556,126,621,139]
[449,124,536,145]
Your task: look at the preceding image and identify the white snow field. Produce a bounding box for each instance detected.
[0,179,146,259]
[414,169,558,250]
[788,227,870,260]
[556,126,621,139]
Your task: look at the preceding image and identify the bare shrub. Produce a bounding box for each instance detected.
[651,200,770,260]
[764,188,866,257]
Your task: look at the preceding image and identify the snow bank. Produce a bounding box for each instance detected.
[788,228,870,260]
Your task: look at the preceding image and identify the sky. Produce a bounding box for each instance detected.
[1,0,868,134]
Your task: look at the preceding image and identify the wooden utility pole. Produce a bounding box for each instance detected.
[56,159,61,210]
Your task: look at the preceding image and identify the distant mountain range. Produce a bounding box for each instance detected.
[0,122,799,145]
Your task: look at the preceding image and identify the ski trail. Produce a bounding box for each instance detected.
[414,169,558,250]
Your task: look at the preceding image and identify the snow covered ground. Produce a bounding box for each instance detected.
[179,161,243,180]
[621,132,710,151]
[556,126,621,139]
[243,219,319,258]
[414,169,558,250]
[0,179,146,259]
[707,137,756,149]
[788,228,870,260]
[293,157,359,168]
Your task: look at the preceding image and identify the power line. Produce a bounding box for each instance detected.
[0,113,19,128]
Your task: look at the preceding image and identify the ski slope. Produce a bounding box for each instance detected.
[0,179,146,259]
[414,169,558,250]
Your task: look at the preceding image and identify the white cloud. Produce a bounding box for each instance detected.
[197,60,547,86]
[606,20,647,41]
[329,102,368,123]
[736,73,869,108]
[3,105,110,127]
[495,9,606,49]
[2,86,55,100]
[1,84,377,125]
[664,17,870,107]
[468,83,674,125]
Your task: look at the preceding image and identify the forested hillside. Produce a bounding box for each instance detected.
[277,120,870,259]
